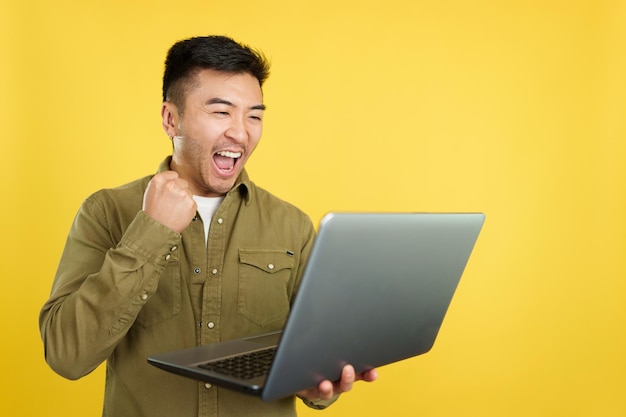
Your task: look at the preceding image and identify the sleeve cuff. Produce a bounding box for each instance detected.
[298,394,339,410]
[118,211,181,268]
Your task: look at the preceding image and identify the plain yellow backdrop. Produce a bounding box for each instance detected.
[2,0,625,416]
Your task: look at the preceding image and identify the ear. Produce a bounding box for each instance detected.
[161,102,179,138]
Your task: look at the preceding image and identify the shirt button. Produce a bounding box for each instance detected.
[164,253,171,261]
[217,218,223,224]
[170,245,178,252]
[205,383,212,389]
[207,322,215,329]
[194,267,201,274]
[268,263,275,270]
[140,293,148,301]
[211,268,218,275]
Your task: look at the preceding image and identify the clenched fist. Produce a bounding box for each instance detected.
[142,171,197,233]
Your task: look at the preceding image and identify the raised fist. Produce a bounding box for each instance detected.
[142,171,197,233]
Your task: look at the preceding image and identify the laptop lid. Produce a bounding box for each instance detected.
[148,212,485,401]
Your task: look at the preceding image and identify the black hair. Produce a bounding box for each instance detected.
[162,35,270,109]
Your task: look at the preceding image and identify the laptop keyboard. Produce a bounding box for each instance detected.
[198,347,277,380]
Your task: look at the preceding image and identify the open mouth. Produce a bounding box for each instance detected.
[213,150,242,173]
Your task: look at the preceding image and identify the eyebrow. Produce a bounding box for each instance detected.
[207,97,266,111]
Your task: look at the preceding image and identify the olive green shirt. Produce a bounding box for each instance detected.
[40,157,334,416]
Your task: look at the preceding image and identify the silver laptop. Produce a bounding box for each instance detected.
[147,212,485,402]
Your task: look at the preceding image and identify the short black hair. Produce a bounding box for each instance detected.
[162,35,270,110]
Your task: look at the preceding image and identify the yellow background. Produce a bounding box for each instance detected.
[2,1,625,416]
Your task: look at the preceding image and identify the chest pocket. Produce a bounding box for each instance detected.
[238,249,295,327]
[136,260,182,328]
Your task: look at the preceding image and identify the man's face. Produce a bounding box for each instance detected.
[163,68,265,197]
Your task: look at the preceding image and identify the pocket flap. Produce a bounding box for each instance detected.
[238,249,295,273]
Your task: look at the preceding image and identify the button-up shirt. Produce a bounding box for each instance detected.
[39,157,334,416]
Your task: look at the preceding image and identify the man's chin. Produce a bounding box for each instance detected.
[201,178,237,197]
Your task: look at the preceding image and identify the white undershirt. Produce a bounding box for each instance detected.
[192,195,224,244]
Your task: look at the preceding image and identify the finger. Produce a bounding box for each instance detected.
[152,170,180,183]
[358,368,378,382]
[317,380,334,400]
[166,177,191,195]
[338,364,355,393]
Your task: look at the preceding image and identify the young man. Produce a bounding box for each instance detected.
[39,36,376,417]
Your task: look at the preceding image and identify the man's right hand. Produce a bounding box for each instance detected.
[142,171,197,234]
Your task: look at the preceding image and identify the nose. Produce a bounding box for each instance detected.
[225,115,248,143]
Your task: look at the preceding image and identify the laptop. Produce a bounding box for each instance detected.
[147,212,485,402]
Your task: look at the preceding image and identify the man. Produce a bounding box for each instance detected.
[39,35,376,416]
